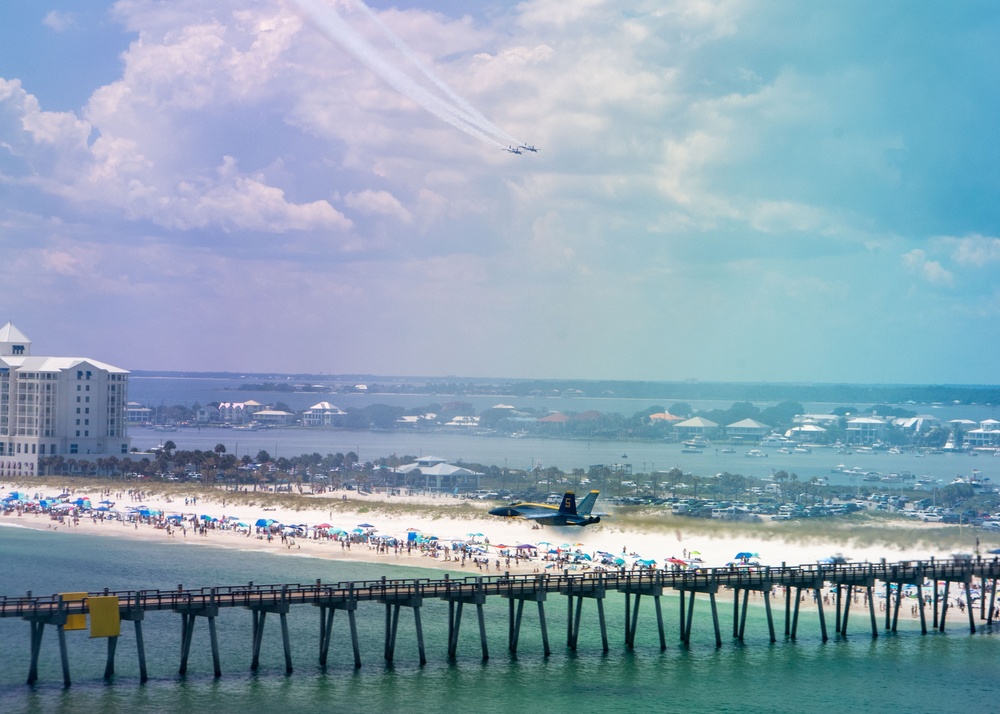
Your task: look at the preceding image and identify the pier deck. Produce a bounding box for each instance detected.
[4,557,998,686]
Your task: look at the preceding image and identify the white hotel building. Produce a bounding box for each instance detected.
[0,322,130,477]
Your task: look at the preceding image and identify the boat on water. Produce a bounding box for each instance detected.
[951,469,989,488]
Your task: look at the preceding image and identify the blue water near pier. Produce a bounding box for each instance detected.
[2,526,1000,712]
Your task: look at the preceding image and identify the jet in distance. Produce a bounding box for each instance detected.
[488,490,604,526]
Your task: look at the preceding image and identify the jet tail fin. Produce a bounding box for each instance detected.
[576,490,600,515]
[558,491,578,515]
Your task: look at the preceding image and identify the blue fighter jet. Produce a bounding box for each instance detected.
[489,490,603,526]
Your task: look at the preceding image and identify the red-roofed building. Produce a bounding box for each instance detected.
[538,412,570,423]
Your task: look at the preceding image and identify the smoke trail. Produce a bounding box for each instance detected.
[350,0,522,146]
[292,0,510,149]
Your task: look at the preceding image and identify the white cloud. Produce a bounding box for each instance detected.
[515,0,612,30]
[902,249,953,287]
[948,234,1000,267]
[344,189,412,222]
[0,8,348,237]
[43,11,77,32]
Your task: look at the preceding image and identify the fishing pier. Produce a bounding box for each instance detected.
[3,556,999,686]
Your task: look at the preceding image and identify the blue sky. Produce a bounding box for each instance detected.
[2,0,999,384]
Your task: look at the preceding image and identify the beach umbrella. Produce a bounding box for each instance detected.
[734,552,755,560]
[254,518,273,527]
[99,500,114,505]
[668,557,688,566]
[358,523,375,528]
[200,514,213,521]
[315,523,332,530]
[517,543,537,550]
[352,527,365,534]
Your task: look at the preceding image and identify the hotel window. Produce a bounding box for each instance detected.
[75,431,80,437]
[70,444,78,454]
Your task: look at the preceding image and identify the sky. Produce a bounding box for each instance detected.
[2,0,999,384]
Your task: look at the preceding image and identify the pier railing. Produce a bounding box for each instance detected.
[1,556,996,619]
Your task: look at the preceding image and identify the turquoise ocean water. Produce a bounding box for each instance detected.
[2,525,999,713]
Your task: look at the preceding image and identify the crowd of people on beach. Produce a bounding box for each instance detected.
[2,483,996,618]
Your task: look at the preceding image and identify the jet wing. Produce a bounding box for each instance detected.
[519,511,557,520]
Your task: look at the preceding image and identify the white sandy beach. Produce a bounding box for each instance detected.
[1,480,976,574]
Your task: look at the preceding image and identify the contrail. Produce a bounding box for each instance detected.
[350,0,522,146]
[292,0,518,150]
